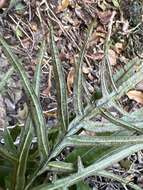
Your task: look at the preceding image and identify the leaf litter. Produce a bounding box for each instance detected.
[0,0,143,189]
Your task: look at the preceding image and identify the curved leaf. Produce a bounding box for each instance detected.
[49,22,69,132]
[12,40,46,190]
[31,144,143,190]
[73,21,95,115]
[97,63,143,107]
[0,36,49,160]
[100,108,143,134]
[0,145,17,163]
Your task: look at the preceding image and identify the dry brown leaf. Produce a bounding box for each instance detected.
[96,10,112,25]
[127,90,143,104]
[108,49,117,65]
[88,73,94,80]
[58,0,70,11]
[42,65,52,97]
[67,67,75,95]
[93,52,104,60]
[90,31,106,42]
[114,42,123,54]
[30,22,38,32]
[82,66,90,74]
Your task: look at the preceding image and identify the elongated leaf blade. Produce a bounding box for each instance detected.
[12,40,46,190]
[0,145,17,163]
[31,144,143,190]
[3,128,17,155]
[0,36,49,160]
[43,161,73,173]
[100,108,143,134]
[49,22,69,132]
[73,21,95,115]
[97,63,143,107]
[66,135,143,146]
[113,57,142,86]
[12,121,33,190]
[33,40,46,97]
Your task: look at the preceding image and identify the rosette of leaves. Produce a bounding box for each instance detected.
[0,20,143,190]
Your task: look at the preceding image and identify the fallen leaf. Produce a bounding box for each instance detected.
[30,22,38,32]
[90,26,106,42]
[93,51,104,60]
[114,42,123,54]
[127,90,143,104]
[82,66,90,74]
[96,10,112,25]
[88,73,94,80]
[42,65,52,97]
[58,0,70,11]
[108,49,117,65]
[67,67,75,95]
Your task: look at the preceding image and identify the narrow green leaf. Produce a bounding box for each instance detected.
[0,36,48,160]
[0,145,17,163]
[73,21,95,115]
[31,144,143,190]
[100,108,143,134]
[41,161,74,173]
[66,135,143,146]
[32,133,143,173]
[33,40,46,97]
[12,120,33,190]
[36,162,141,190]
[49,22,69,132]
[79,120,121,133]
[97,64,143,107]
[81,120,143,133]
[101,50,130,115]
[66,146,116,166]
[12,40,46,190]
[3,128,17,155]
[113,57,142,86]
[77,157,84,172]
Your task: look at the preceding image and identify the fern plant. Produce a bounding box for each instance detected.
[0,20,143,190]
